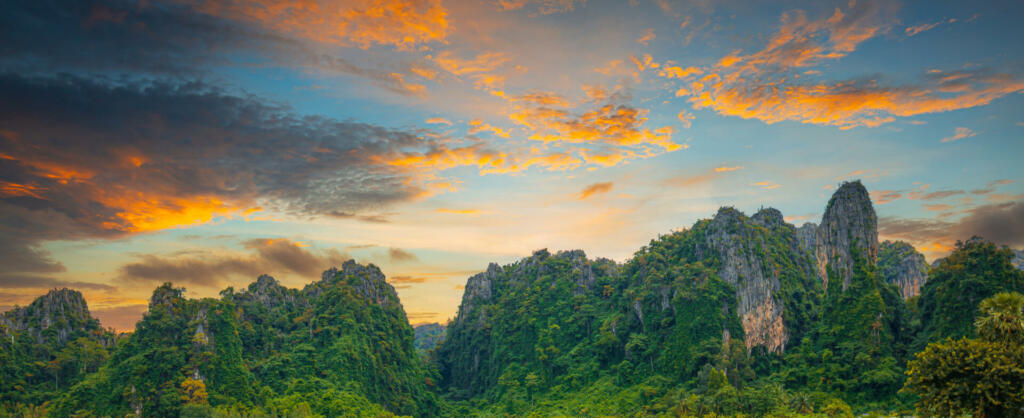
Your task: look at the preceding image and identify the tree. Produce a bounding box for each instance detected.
[180,377,209,405]
[974,292,1024,344]
[917,238,1024,346]
[903,292,1024,417]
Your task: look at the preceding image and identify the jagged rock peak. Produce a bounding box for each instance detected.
[712,206,745,224]
[752,207,785,229]
[1,288,96,344]
[463,263,501,303]
[238,274,294,308]
[878,240,929,299]
[150,283,185,308]
[317,261,398,307]
[817,180,878,290]
[254,274,279,288]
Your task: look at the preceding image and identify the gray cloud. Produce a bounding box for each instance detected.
[0,0,427,95]
[879,201,1024,249]
[0,73,440,278]
[0,275,116,291]
[388,248,419,263]
[118,238,350,288]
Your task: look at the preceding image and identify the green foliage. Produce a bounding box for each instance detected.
[6,206,1024,417]
[413,323,446,353]
[774,245,906,408]
[0,289,116,408]
[903,292,1024,417]
[917,237,1024,346]
[49,262,438,416]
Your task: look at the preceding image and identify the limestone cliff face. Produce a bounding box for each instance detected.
[816,181,878,290]
[1,288,99,345]
[699,207,819,353]
[878,240,930,298]
[455,262,501,327]
[702,208,786,352]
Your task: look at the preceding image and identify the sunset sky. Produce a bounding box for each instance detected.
[1,0,1021,329]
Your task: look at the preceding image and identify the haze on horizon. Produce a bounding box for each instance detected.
[1,0,1022,331]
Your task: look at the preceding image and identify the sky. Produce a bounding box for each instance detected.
[1,0,1022,330]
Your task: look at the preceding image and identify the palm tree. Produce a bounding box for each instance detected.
[974,292,1024,344]
[789,392,814,414]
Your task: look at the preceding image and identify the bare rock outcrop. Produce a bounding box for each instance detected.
[700,207,810,353]
[816,181,878,290]
[878,240,930,298]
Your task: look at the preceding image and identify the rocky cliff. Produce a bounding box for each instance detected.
[877,240,930,298]
[698,207,819,353]
[1013,249,1024,270]
[1,288,101,345]
[812,181,879,290]
[306,260,402,308]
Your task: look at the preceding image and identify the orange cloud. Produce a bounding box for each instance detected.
[636,28,655,45]
[95,190,254,233]
[629,54,657,71]
[941,127,977,143]
[871,190,903,205]
[430,51,510,76]
[924,203,954,212]
[0,181,46,199]
[184,0,449,50]
[468,119,511,138]
[751,181,781,190]
[511,104,681,151]
[714,165,742,172]
[496,0,585,15]
[716,51,743,68]
[436,208,484,215]
[677,110,694,128]
[512,92,573,107]
[381,144,583,175]
[682,4,1021,129]
[659,65,703,79]
[593,59,625,76]
[426,117,453,125]
[578,182,613,199]
[410,65,439,80]
[905,18,955,37]
[690,75,1024,129]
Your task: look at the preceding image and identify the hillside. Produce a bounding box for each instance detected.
[2,181,1023,416]
[436,181,1024,415]
[45,261,438,417]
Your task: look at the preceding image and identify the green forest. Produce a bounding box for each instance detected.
[2,182,1023,417]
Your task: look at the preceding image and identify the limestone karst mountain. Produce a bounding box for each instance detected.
[5,181,1023,416]
[1,289,115,406]
[800,181,879,291]
[49,261,439,417]
[877,240,930,299]
[438,180,893,402]
[1,288,100,345]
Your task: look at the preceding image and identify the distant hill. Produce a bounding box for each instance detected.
[414,323,446,352]
[5,181,1023,416]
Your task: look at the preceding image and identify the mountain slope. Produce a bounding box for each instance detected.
[877,240,930,299]
[1,289,115,407]
[52,261,438,417]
